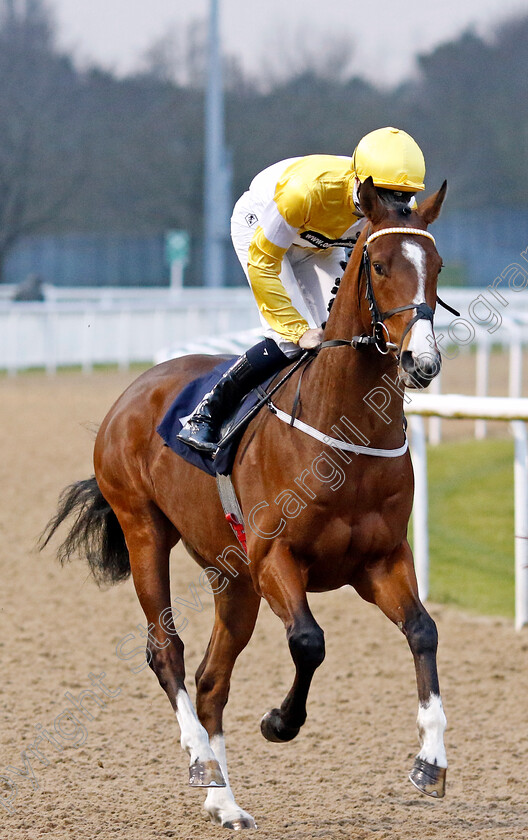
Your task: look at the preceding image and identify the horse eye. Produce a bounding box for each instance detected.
[373,263,384,276]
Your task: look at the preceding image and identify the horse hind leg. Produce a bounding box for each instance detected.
[353,540,447,798]
[195,579,260,829]
[114,500,225,789]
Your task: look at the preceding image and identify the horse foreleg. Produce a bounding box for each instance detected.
[353,540,447,798]
[257,541,325,743]
[195,580,260,830]
[116,504,225,789]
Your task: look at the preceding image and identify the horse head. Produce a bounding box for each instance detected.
[357,176,447,389]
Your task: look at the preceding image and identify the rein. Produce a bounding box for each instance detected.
[321,226,460,357]
[214,350,314,454]
[216,226,460,459]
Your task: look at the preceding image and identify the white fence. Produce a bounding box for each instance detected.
[0,289,261,374]
[1,285,527,380]
[407,394,528,631]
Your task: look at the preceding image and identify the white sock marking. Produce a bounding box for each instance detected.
[417,693,447,768]
[175,689,215,765]
[204,734,255,826]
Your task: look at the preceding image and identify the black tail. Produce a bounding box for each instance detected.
[39,476,130,586]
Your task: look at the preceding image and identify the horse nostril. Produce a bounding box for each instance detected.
[401,350,442,383]
[401,351,415,374]
[417,353,442,379]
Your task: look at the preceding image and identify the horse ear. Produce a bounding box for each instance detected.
[359,176,386,224]
[417,180,447,225]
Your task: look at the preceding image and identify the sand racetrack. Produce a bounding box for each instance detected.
[2,368,528,840]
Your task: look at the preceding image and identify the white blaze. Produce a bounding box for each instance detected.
[401,240,436,361]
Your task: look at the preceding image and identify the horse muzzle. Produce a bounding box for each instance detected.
[399,348,442,389]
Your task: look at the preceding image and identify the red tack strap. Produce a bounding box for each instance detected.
[225,513,248,554]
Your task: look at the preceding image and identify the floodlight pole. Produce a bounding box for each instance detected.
[203,0,232,287]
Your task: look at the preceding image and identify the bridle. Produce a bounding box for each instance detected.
[217,225,461,452]
[321,226,459,357]
[362,226,437,356]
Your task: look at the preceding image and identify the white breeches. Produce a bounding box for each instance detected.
[231,191,346,358]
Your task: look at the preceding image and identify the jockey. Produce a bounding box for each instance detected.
[178,126,426,453]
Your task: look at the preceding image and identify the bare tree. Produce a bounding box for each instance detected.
[0,0,88,279]
[259,30,356,91]
[140,18,208,89]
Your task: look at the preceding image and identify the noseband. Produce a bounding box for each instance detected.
[322,226,459,357]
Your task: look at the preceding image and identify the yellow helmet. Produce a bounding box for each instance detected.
[352,127,425,192]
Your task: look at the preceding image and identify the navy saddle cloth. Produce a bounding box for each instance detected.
[157,358,274,477]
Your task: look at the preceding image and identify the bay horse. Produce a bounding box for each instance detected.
[41,177,448,830]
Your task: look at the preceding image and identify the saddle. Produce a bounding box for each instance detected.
[157,354,313,552]
[157,358,276,478]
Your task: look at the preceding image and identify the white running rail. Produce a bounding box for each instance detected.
[406,394,528,630]
[0,286,527,382]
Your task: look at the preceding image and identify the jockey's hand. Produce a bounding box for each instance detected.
[299,327,324,349]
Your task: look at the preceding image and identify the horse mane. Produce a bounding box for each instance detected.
[326,193,414,316]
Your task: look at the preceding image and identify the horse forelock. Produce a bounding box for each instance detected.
[379,195,412,212]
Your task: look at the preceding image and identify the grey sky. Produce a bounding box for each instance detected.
[50,0,527,86]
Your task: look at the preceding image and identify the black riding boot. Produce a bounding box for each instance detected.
[176,338,289,453]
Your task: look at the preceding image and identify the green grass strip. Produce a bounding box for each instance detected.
[418,437,515,617]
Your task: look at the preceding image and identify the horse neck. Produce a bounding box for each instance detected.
[306,243,406,448]
[323,239,367,347]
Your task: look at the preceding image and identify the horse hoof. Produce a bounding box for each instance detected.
[260,708,300,743]
[223,817,257,830]
[189,758,226,787]
[409,757,446,798]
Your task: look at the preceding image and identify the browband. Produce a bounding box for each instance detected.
[366,227,436,246]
